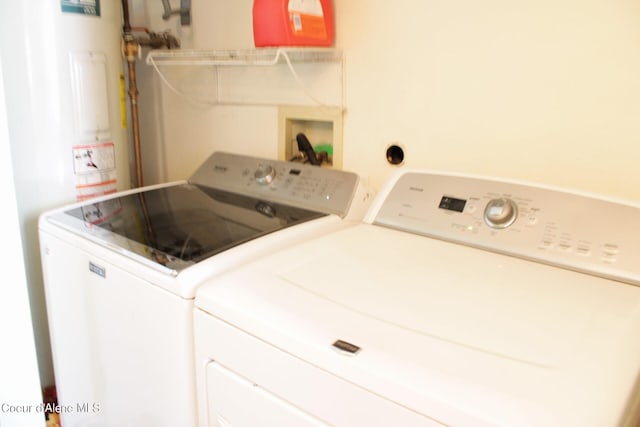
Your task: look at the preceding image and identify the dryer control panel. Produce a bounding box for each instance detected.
[373,171,640,286]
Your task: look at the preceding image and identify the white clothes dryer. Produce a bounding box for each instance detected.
[194,169,640,427]
[39,151,371,427]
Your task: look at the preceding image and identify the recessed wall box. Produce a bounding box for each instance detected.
[278,105,343,168]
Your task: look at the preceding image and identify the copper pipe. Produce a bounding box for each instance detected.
[121,0,179,188]
[122,0,132,33]
[122,0,143,188]
[124,39,143,188]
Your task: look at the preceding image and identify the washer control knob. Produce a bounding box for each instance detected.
[254,165,276,185]
[484,198,518,229]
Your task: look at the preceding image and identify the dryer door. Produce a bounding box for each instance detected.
[206,361,327,427]
[195,309,444,427]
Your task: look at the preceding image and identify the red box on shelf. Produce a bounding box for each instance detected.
[253,0,335,47]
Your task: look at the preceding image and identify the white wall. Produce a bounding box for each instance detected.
[0,56,45,427]
[138,0,640,200]
[0,0,57,391]
[339,0,640,196]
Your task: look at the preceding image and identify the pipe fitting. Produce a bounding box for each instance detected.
[123,40,140,62]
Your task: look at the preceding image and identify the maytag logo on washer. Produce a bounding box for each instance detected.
[89,262,106,278]
[213,165,228,173]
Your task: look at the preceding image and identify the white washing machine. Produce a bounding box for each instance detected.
[39,151,371,427]
[194,169,640,427]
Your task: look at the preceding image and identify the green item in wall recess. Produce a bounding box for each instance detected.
[315,144,333,156]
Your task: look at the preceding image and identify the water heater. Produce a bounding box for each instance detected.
[56,1,131,201]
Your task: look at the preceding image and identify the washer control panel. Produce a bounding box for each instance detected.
[374,171,640,286]
[190,151,360,217]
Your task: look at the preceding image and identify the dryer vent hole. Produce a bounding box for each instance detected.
[386,145,405,165]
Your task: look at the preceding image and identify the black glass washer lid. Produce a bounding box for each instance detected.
[51,183,325,272]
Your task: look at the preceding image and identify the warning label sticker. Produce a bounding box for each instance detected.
[72,142,118,201]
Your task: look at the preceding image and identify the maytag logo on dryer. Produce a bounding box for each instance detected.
[89,262,106,278]
[332,339,361,355]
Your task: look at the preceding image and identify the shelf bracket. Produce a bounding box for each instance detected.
[161,0,191,25]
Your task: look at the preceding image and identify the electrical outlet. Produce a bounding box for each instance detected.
[278,106,343,168]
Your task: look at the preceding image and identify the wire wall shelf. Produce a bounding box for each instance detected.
[145,48,342,67]
[145,48,344,107]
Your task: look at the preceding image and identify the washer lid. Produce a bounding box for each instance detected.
[195,224,640,427]
[47,183,325,272]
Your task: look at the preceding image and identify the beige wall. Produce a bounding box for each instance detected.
[138,0,640,199]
